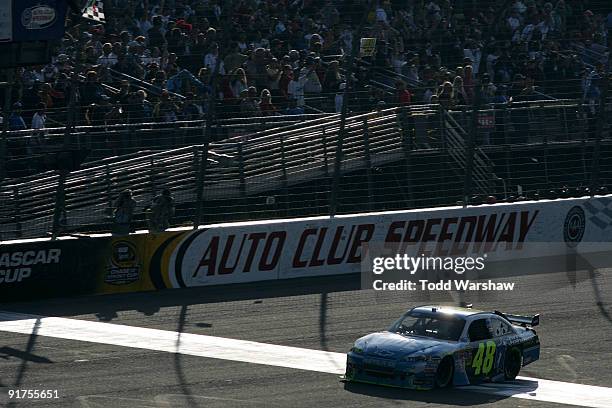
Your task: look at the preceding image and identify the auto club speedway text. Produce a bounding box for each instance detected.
[188,210,537,278]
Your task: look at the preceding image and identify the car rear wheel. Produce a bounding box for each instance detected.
[504,347,522,380]
[435,357,454,388]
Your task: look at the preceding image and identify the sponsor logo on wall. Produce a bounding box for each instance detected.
[21,5,57,30]
[564,206,586,247]
[0,249,62,284]
[105,241,141,285]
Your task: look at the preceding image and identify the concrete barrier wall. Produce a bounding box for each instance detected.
[2,195,610,301]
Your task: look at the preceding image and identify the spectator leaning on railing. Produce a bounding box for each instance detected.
[113,189,137,235]
[148,188,175,233]
[9,103,27,131]
[31,103,47,130]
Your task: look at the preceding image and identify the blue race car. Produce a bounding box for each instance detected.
[345,305,540,390]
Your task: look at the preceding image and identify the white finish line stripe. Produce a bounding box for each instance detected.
[0,312,346,373]
[1,312,611,408]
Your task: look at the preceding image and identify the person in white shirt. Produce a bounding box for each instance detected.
[287,69,305,107]
[300,56,322,94]
[463,42,482,75]
[390,49,406,74]
[98,43,118,68]
[340,28,354,55]
[31,103,47,129]
[423,81,436,104]
[203,43,225,75]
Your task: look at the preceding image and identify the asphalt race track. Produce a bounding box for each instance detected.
[1,270,611,408]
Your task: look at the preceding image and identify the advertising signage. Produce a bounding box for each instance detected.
[0,0,68,43]
[0,0,12,42]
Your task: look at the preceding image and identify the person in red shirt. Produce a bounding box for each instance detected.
[396,80,412,105]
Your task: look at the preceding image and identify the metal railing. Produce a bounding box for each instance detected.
[2,112,336,178]
[0,97,610,242]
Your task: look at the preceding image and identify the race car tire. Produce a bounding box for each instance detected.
[435,356,454,388]
[504,347,522,380]
[345,365,355,380]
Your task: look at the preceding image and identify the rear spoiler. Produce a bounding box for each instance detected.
[495,311,540,327]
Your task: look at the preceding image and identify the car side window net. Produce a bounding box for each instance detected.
[468,319,492,341]
[490,318,513,337]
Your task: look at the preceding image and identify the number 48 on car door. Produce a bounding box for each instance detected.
[467,318,498,379]
[472,340,496,375]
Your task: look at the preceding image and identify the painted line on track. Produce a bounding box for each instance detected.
[1,311,611,408]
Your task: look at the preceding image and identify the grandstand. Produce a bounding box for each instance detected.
[0,0,611,241]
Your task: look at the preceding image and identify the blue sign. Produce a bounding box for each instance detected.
[11,0,68,42]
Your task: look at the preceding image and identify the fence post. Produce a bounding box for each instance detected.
[542,134,550,186]
[0,70,13,182]
[362,117,373,211]
[237,143,246,198]
[463,82,482,207]
[193,40,221,227]
[330,113,347,216]
[279,135,290,215]
[590,76,609,196]
[439,104,446,151]
[51,171,68,240]
[329,9,367,217]
[561,106,570,141]
[105,164,113,216]
[398,107,414,208]
[321,127,329,177]
[193,142,210,229]
[149,158,157,198]
[13,185,22,238]
[63,72,79,149]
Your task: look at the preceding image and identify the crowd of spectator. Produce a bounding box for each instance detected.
[0,0,610,132]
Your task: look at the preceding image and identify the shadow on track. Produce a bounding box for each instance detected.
[0,274,361,321]
[174,304,199,408]
[343,381,510,405]
[319,293,328,351]
[0,346,52,364]
[589,269,612,325]
[7,317,42,408]
[569,251,612,325]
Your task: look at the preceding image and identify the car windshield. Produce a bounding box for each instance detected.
[389,311,466,341]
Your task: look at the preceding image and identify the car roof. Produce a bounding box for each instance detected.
[410,305,487,318]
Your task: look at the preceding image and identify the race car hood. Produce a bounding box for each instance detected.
[354,331,453,359]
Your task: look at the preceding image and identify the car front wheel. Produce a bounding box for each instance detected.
[435,356,454,388]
